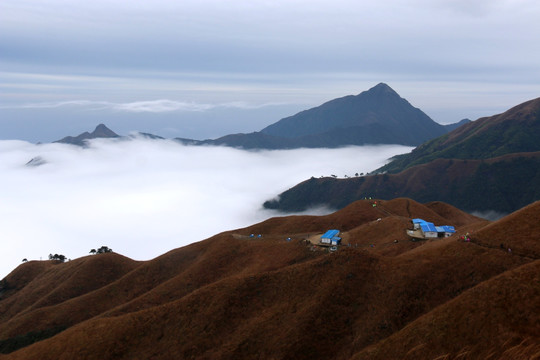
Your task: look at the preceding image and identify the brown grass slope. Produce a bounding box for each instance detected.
[0,199,537,359]
[352,260,540,360]
[266,150,540,214]
[3,238,530,359]
[0,231,323,341]
[0,253,140,336]
[472,200,540,259]
[441,96,540,147]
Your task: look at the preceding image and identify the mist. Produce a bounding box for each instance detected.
[0,138,412,278]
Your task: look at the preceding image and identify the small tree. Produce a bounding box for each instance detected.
[22,258,28,262]
[89,249,96,255]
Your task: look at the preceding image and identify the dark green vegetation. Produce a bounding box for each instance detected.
[89,246,113,255]
[47,254,66,263]
[265,97,540,214]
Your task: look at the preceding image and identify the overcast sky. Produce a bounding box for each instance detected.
[0,139,411,278]
[1,0,539,141]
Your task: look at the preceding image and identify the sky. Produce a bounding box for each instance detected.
[1,0,540,142]
[0,139,412,279]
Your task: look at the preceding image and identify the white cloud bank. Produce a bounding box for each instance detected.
[0,139,412,278]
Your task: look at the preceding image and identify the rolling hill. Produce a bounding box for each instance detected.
[1,198,538,359]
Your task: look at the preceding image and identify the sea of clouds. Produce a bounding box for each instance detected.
[0,138,412,278]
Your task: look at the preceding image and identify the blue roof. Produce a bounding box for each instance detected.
[414,218,455,233]
[413,219,437,232]
[437,225,456,233]
[321,229,340,239]
[420,222,437,232]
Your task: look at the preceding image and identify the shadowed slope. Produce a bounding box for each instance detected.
[265,152,540,214]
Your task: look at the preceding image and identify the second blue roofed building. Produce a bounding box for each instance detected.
[406,219,455,240]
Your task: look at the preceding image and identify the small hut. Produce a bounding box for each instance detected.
[321,229,341,245]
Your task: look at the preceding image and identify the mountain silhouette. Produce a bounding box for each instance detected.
[260,83,446,145]
[197,83,451,149]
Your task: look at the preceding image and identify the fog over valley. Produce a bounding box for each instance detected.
[0,139,412,278]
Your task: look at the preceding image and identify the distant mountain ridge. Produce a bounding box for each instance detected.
[54,84,467,149]
[265,96,540,214]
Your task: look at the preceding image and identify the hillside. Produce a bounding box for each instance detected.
[265,96,540,214]
[1,198,538,359]
[264,152,540,214]
[378,96,540,174]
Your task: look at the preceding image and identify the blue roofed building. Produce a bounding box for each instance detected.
[407,219,455,240]
[320,229,341,245]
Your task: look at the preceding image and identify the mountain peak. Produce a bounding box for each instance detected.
[92,124,119,138]
[363,82,399,97]
[260,83,445,145]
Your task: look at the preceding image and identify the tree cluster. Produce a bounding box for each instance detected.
[48,254,66,263]
[89,246,113,255]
